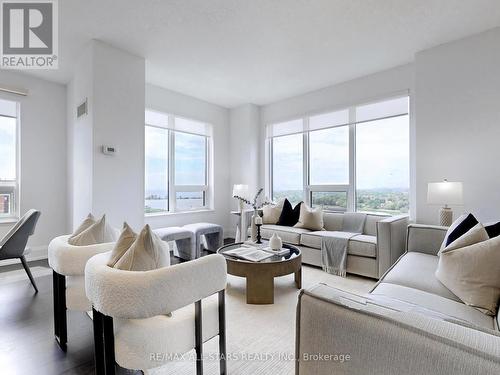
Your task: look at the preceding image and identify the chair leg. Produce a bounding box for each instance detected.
[20,256,38,293]
[53,271,67,351]
[93,308,105,374]
[218,290,227,375]
[92,308,116,375]
[195,300,203,375]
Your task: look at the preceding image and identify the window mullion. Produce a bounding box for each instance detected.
[348,107,356,212]
[303,117,309,206]
[168,122,176,212]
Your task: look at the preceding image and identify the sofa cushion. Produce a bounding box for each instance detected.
[372,283,496,330]
[381,252,461,302]
[350,235,377,257]
[300,232,377,258]
[260,225,310,245]
[322,212,343,231]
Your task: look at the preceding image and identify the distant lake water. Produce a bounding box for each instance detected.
[145,191,204,212]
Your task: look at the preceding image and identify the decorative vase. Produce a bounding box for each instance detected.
[250,210,258,242]
[269,233,282,250]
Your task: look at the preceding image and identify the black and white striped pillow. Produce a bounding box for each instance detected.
[440,213,478,250]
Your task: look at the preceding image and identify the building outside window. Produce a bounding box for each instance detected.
[268,96,410,214]
[0,98,19,219]
[144,109,212,214]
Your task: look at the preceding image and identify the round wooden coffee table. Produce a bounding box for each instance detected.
[217,242,302,304]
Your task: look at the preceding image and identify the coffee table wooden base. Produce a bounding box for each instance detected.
[246,269,302,304]
[224,252,302,305]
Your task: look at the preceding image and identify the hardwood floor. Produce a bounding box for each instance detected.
[0,241,234,375]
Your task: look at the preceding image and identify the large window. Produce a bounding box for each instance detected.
[145,110,211,214]
[0,99,19,219]
[356,115,409,214]
[268,96,409,214]
[271,133,303,206]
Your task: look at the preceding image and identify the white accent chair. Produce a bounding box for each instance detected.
[85,252,228,375]
[48,235,116,351]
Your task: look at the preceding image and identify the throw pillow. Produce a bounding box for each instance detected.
[485,222,500,238]
[277,199,302,226]
[262,199,285,224]
[68,213,96,242]
[440,213,478,250]
[435,233,500,315]
[114,224,170,271]
[107,223,137,267]
[439,223,489,254]
[68,215,115,246]
[294,203,324,231]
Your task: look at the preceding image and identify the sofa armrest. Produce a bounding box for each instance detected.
[406,224,447,256]
[376,215,408,278]
[296,284,500,375]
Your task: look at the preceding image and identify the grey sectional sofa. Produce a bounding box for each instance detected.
[295,223,500,375]
[255,212,409,279]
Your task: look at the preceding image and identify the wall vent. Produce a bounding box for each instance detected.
[77,98,88,118]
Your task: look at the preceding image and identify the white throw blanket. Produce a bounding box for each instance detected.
[321,213,367,277]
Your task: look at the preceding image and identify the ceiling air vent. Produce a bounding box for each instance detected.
[77,98,88,118]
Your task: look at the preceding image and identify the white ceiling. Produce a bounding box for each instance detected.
[25,0,500,108]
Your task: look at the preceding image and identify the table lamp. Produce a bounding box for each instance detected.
[427,180,463,226]
[232,184,249,213]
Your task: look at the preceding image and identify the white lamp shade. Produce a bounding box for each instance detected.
[427,181,463,205]
[232,184,249,198]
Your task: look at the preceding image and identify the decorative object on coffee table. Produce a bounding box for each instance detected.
[255,215,263,244]
[427,180,463,226]
[218,242,301,304]
[269,233,282,250]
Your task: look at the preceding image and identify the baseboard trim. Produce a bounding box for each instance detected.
[0,246,47,266]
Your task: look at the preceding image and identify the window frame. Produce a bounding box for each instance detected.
[268,95,410,214]
[0,100,20,221]
[144,111,212,216]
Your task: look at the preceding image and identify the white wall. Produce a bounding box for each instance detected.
[144,84,232,233]
[415,27,500,224]
[67,44,93,230]
[67,40,145,231]
[92,42,145,229]
[229,104,261,209]
[0,70,67,258]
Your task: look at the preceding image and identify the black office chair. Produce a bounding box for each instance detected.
[0,209,41,292]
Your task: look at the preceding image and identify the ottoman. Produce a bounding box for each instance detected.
[183,223,224,258]
[154,227,197,260]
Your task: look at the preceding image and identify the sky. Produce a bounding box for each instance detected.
[145,127,206,195]
[273,115,409,191]
[0,117,16,181]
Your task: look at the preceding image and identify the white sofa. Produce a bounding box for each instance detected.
[295,224,500,375]
[253,212,408,279]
